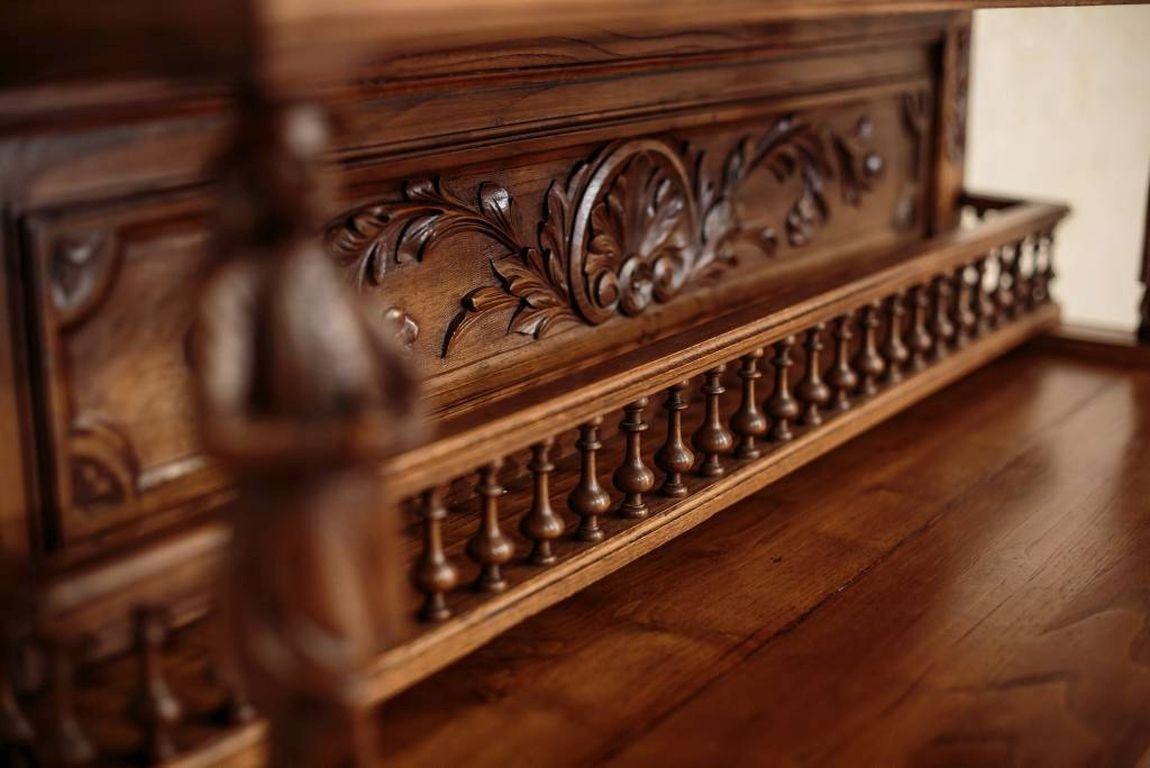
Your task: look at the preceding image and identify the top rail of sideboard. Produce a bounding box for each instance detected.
[3,1,1146,92]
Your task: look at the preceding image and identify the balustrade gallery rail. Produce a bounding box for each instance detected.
[2,196,1066,765]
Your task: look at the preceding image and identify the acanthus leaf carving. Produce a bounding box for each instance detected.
[325,178,523,288]
[327,109,888,358]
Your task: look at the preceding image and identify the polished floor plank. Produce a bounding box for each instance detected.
[379,348,1147,766]
[610,356,1150,766]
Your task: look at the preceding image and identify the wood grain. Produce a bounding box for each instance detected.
[2,2,1143,90]
[365,304,1058,702]
[376,343,1150,767]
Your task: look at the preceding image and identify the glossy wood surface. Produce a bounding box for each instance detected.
[377,344,1150,766]
[2,1,1143,90]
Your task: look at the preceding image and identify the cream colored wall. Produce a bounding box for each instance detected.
[967,6,1150,331]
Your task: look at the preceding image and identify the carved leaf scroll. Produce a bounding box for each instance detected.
[327,110,887,358]
[325,178,523,288]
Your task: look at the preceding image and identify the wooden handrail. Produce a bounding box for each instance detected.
[382,197,1069,498]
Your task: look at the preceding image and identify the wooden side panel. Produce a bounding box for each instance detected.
[24,201,227,547]
[0,212,33,556]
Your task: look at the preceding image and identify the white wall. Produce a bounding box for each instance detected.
[967,6,1150,331]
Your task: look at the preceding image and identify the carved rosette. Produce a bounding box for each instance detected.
[570,141,699,323]
[326,111,887,358]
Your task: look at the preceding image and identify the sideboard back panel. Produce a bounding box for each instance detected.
[9,15,950,551]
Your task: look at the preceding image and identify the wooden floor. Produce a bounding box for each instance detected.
[378,344,1150,767]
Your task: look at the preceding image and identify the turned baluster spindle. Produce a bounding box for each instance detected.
[795,324,831,427]
[615,400,656,516]
[1012,238,1030,314]
[906,284,933,372]
[995,246,1017,322]
[1035,235,1053,308]
[0,634,33,757]
[414,487,458,620]
[521,439,565,562]
[216,671,256,726]
[129,607,182,764]
[731,350,768,459]
[828,314,859,410]
[656,382,695,497]
[766,338,800,442]
[881,295,909,385]
[44,638,94,767]
[693,370,733,477]
[570,418,612,541]
[468,460,514,592]
[951,265,977,348]
[929,276,955,361]
[1031,232,1054,305]
[1038,232,1057,304]
[852,304,885,397]
[972,257,994,337]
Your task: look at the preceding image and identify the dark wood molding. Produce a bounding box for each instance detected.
[1139,163,1150,344]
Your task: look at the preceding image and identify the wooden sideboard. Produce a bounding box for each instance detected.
[0,2,1144,765]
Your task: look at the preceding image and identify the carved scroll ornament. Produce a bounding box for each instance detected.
[327,113,885,357]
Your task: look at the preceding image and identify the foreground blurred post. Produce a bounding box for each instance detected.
[192,86,417,766]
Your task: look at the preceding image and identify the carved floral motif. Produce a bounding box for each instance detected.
[67,416,140,512]
[945,25,971,164]
[327,112,886,357]
[894,91,931,232]
[48,233,117,328]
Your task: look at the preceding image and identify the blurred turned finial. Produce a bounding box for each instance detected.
[195,95,418,768]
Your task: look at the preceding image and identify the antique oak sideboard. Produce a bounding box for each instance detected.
[1,1,1146,765]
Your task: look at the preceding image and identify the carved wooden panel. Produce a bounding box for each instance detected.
[25,198,226,545]
[333,92,930,407]
[20,92,930,549]
[10,15,949,552]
